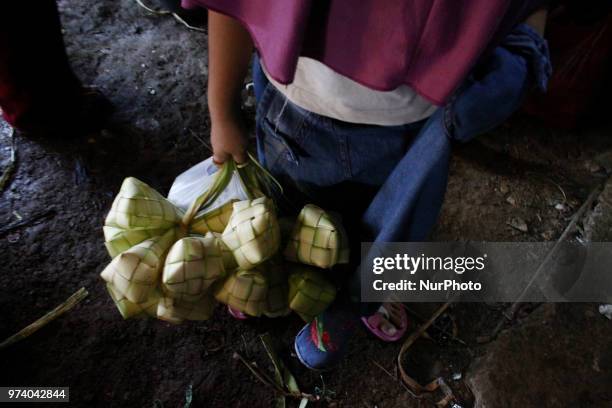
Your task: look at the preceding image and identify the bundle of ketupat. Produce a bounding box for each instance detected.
[100,153,349,324]
[100,155,280,323]
[212,204,348,321]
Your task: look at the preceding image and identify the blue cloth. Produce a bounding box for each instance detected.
[447,23,551,142]
[254,23,551,370]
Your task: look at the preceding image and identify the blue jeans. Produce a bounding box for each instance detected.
[254,24,551,369]
[254,23,550,243]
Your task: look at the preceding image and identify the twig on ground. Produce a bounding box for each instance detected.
[74,157,89,185]
[487,184,602,341]
[0,287,89,350]
[189,129,211,152]
[202,330,225,355]
[0,208,56,236]
[403,307,468,346]
[541,175,568,203]
[314,374,335,401]
[240,333,249,354]
[134,0,206,32]
[397,302,451,391]
[0,127,16,193]
[134,0,171,15]
[372,359,416,397]
[233,351,319,402]
[171,12,206,33]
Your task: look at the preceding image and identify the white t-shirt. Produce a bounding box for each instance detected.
[264,57,437,126]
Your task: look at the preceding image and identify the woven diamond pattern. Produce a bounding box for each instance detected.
[288,265,336,322]
[105,177,181,230]
[162,234,226,301]
[214,268,269,317]
[263,260,290,318]
[211,232,238,272]
[222,197,280,270]
[106,283,160,319]
[100,228,177,304]
[157,296,216,324]
[104,226,167,259]
[191,200,236,234]
[284,204,349,269]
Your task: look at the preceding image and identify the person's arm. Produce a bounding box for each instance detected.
[207,10,254,164]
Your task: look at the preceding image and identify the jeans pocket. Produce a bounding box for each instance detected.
[258,87,315,168]
[256,126,296,205]
[255,82,299,168]
[258,116,298,171]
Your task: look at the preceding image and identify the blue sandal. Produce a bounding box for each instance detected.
[294,306,356,370]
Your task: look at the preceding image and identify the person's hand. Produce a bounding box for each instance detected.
[210,116,248,165]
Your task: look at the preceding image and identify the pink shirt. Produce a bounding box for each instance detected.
[184,0,545,105]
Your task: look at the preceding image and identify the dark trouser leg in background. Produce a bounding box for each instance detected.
[0,1,81,131]
[0,0,111,134]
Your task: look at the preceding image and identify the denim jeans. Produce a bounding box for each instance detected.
[253,23,551,368]
[254,23,550,240]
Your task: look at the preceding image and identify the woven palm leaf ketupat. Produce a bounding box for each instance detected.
[221,197,281,270]
[100,228,177,304]
[157,296,217,324]
[214,268,269,317]
[103,177,182,258]
[263,259,291,318]
[100,161,239,320]
[190,200,236,234]
[105,177,182,230]
[284,204,349,269]
[106,283,160,319]
[103,226,168,259]
[288,265,337,322]
[99,156,347,323]
[211,232,238,272]
[162,234,226,302]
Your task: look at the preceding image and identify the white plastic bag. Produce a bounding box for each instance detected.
[167,157,249,215]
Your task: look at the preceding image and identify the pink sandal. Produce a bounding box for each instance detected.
[361,303,409,342]
[228,305,249,320]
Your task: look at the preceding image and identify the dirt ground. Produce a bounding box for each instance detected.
[1,1,611,407]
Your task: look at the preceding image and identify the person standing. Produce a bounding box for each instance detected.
[188,0,551,370]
